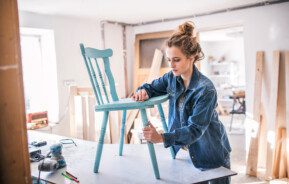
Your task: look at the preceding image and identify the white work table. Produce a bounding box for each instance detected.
[28,131,236,184]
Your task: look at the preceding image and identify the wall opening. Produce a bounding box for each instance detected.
[20,27,59,123]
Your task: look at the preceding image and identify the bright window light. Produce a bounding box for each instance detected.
[20,27,59,123]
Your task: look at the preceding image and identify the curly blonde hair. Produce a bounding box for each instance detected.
[166,21,204,62]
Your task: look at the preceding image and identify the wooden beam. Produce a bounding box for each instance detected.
[69,86,78,137]
[125,110,139,136]
[279,129,287,178]
[81,96,88,140]
[272,128,282,177]
[285,51,289,177]
[272,50,288,178]
[266,51,280,179]
[109,111,120,143]
[146,49,163,83]
[0,0,31,183]
[74,96,84,139]
[69,87,95,140]
[258,104,267,170]
[272,128,287,178]
[88,96,96,141]
[246,51,264,176]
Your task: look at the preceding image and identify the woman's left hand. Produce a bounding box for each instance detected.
[142,122,163,143]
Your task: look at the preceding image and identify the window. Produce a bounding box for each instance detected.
[20,28,59,123]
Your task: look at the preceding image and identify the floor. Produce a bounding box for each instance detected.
[220,115,271,184]
[220,115,263,183]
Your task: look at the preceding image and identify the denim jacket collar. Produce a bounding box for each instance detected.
[176,64,200,91]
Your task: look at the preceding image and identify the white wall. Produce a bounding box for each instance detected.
[102,23,134,96]
[104,23,125,98]
[19,11,103,136]
[125,26,135,94]
[131,2,289,118]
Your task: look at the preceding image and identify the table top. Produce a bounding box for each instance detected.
[28,131,237,184]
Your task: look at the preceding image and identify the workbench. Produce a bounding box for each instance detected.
[28,131,236,184]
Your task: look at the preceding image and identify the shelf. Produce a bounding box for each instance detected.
[209,62,230,66]
[209,75,230,78]
[216,87,232,91]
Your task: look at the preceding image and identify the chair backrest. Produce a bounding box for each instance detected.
[80,43,119,105]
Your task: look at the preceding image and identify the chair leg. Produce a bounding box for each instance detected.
[156,104,176,159]
[94,111,109,173]
[140,108,160,179]
[119,110,126,156]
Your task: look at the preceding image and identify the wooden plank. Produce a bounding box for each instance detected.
[266,51,280,179]
[272,128,282,177]
[253,52,265,123]
[272,50,288,178]
[0,0,31,183]
[88,96,96,141]
[82,96,88,140]
[285,51,289,177]
[125,110,139,135]
[272,128,287,178]
[77,87,93,95]
[279,128,287,178]
[109,111,120,143]
[69,86,77,137]
[147,49,163,83]
[74,96,84,139]
[246,51,264,176]
[258,103,267,170]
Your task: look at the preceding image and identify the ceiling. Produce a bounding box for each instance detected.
[18,0,271,24]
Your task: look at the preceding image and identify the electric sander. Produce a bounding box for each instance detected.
[38,143,66,172]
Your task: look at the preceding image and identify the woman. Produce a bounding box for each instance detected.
[132,21,232,184]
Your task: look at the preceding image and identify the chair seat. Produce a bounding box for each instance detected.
[95,94,169,112]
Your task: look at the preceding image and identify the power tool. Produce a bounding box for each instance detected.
[38,143,66,172]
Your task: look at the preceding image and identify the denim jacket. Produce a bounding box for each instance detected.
[139,65,231,169]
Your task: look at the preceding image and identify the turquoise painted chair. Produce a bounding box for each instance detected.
[79,43,175,179]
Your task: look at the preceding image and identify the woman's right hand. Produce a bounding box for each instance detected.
[132,89,149,102]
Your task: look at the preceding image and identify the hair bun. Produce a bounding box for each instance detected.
[178,22,195,36]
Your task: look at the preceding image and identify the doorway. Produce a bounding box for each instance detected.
[20,27,59,123]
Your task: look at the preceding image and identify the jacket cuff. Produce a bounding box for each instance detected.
[162,132,175,148]
[137,85,152,98]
